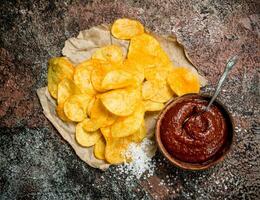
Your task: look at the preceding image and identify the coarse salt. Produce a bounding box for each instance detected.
[116,138,156,179]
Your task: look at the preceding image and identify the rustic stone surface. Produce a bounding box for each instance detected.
[0,0,259,199]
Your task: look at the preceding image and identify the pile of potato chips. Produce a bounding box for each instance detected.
[47,18,200,164]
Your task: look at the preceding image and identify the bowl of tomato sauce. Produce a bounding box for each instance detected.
[156,94,234,170]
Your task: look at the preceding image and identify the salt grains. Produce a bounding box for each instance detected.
[116,138,156,179]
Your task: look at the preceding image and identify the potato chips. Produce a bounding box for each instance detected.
[167,67,200,96]
[111,18,144,39]
[47,18,202,165]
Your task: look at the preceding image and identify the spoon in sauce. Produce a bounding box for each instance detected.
[183,55,238,126]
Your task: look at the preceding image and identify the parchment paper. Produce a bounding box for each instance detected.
[37,24,207,170]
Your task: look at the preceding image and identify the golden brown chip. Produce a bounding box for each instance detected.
[144,66,173,83]
[75,122,102,147]
[47,57,74,99]
[74,60,97,95]
[56,103,70,122]
[57,78,80,105]
[127,33,173,72]
[149,82,174,103]
[111,103,144,137]
[128,120,146,143]
[100,87,141,116]
[111,18,144,40]
[90,98,117,127]
[92,45,124,63]
[100,127,112,140]
[142,80,173,103]
[64,94,92,122]
[90,61,116,92]
[82,118,101,132]
[105,137,131,164]
[87,97,96,117]
[144,100,164,112]
[123,59,145,84]
[101,69,136,90]
[94,136,106,160]
[167,67,200,96]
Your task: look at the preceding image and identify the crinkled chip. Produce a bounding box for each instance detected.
[57,78,80,105]
[47,57,74,99]
[56,103,70,122]
[128,120,146,143]
[64,94,92,122]
[105,137,131,164]
[101,69,136,90]
[111,18,144,40]
[74,60,97,95]
[82,118,101,132]
[92,45,124,63]
[91,61,116,92]
[111,103,144,137]
[90,98,117,127]
[100,87,141,116]
[144,100,164,112]
[75,121,102,147]
[167,67,200,96]
[94,137,106,160]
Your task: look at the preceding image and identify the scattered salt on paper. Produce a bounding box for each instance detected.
[116,138,156,179]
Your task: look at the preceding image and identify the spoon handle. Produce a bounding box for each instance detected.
[205,55,238,111]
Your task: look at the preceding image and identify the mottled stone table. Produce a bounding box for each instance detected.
[0,0,259,199]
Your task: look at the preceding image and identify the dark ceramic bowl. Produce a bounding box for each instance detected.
[155,94,234,170]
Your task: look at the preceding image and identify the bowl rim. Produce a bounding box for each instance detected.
[155,93,235,170]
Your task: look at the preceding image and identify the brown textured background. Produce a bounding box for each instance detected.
[0,0,259,199]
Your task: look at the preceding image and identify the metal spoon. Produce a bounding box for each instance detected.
[205,55,238,111]
[183,55,238,127]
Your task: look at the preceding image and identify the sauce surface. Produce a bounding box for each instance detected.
[160,96,227,163]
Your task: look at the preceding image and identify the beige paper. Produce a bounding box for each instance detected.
[37,24,207,170]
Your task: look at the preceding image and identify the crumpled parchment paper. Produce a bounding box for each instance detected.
[37,24,207,170]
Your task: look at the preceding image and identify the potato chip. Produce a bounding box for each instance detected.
[101,69,136,90]
[82,118,101,132]
[142,80,173,103]
[128,33,172,68]
[74,60,97,95]
[167,67,200,96]
[100,87,141,116]
[47,57,74,99]
[57,78,80,105]
[144,66,173,83]
[92,45,124,64]
[91,61,116,92]
[87,97,96,117]
[142,80,158,100]
[90,98,117,127]
[105,137,131,164]
[123,59,145,84]
[94,137,106,160]
[64,94,92,122]
[111,103,144,137]
[128,120,146,143]
[144,100,164,112]
[75,121,102,147]
[56,103,70,122]
[111,18,144,40]
[100,127,112,140]
[150,82,174,103]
